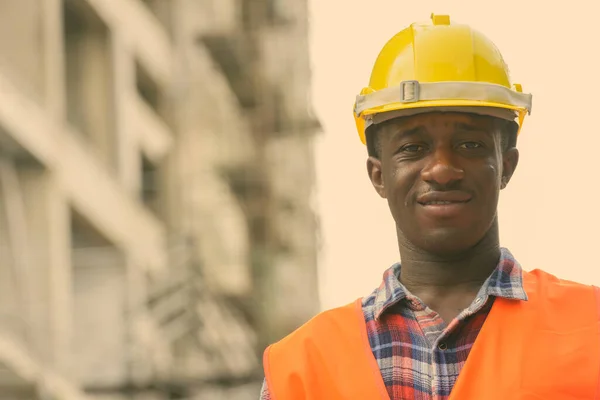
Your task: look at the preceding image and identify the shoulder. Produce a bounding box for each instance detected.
[263,297,369,382]
[263,298,367,367]
[525,268,598,295]
[270,298,363,349]
[523,268,599,321]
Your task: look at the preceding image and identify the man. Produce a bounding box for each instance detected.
[259,14,600,400]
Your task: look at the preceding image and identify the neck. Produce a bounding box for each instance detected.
[398,221,501,294]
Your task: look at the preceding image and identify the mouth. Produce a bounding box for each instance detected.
[416,190,473,206]
[416,191,473,218]
[419,200,469,205]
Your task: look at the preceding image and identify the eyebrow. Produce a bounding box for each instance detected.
[387,120,492,142]
[454,122,487,132]
[389,125,425,142]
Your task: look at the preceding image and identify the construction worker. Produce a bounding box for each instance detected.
[259,14,600,400]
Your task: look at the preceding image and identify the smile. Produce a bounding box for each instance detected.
[421,200,469,205]
[418,201,471,219]
[416,191,473,218]
[416,190,473,205]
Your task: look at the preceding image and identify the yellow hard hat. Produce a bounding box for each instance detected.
[353,13,533,145]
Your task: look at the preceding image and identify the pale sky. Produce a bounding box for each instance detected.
[308,0,600,310]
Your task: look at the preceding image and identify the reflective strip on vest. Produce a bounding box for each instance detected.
[263,269,600,400]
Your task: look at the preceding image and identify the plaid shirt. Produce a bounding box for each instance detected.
[260,247,527,399]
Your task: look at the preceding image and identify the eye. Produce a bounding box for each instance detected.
[401,144,425,153]
[459,142,483,149]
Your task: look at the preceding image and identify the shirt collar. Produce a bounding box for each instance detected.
[373,247,528,320]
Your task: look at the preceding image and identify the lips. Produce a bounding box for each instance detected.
[416,190,473,205]
[415,191,473,220]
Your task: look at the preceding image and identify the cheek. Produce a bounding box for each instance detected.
[479,162,503,201]
[387,166,419,208]
[489,158,506,185]
[486,163,501,182]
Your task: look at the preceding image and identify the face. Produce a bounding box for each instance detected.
[367,112,519,256]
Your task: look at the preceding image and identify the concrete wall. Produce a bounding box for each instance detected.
[0,0,320,398]
[72,246,128,388]
[0,0,45,101]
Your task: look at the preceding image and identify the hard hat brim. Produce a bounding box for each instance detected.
[354,81,531,145]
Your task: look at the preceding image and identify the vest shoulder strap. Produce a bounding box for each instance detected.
[263,298,389,400]
[450,268,600,399]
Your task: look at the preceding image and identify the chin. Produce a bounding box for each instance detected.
[409,229,484,257]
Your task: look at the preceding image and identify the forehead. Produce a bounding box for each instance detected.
[381,112,498,136]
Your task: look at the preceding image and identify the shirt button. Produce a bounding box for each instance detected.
[474,297,483,305]
[438,342,448,350]
[406,298,421,310]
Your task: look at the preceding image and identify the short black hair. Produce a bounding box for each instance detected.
[365,123,383,159]
[365,115,518,159]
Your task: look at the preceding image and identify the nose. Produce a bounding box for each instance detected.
[420,148,465,186]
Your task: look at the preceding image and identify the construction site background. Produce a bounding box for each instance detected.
[0,0,321,399]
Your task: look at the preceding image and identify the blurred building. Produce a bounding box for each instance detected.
[0,0,320,399]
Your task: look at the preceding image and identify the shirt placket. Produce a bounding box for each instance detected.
[431,329,452,400]
[406,296,447,400]
[432,294,491,400]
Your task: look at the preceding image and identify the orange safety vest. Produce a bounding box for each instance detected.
[263,269,600,400]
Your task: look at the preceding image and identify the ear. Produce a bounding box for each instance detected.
[367,156,387,198]
[500,147,519,189]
